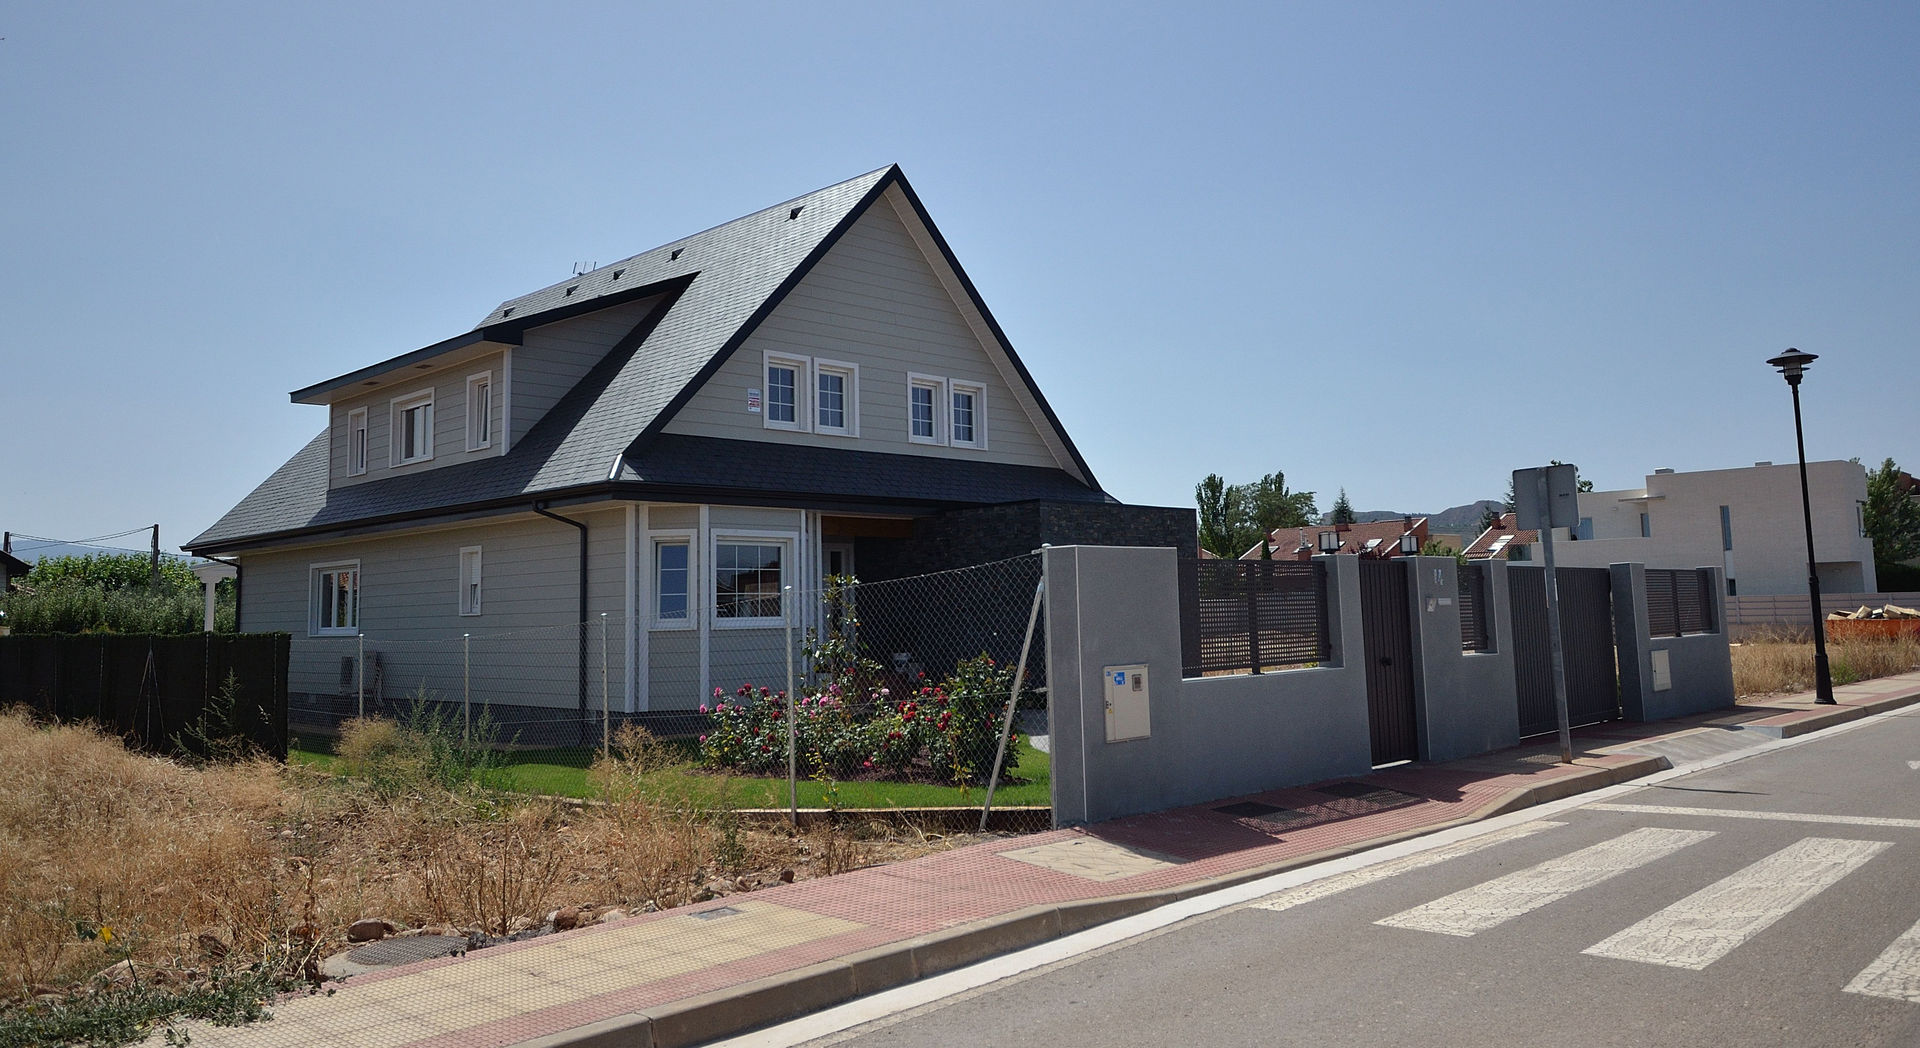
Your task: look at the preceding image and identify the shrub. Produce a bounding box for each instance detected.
[335,691,506,798]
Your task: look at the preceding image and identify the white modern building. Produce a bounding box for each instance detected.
[1535,461,1876,596]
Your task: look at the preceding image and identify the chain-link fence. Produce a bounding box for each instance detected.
[283,553,1050,832]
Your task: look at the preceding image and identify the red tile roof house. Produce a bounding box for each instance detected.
[1240,517,1430,560]
[185,166,1192,737]
[1462,512,1537,560]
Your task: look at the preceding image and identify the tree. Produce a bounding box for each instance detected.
[1194,471,1317,558]
[1549,459,1595,493]
[1195,474,1246,558]
[1864,458,1920,568]
[0,553,235,634]
[1420,538,1468,566]
[1330,488,1355,525]
[1243,472,1317,536]
[1476,502,1504,533]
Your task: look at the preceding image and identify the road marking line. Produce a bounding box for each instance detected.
[1584,836,1890,970]
[1846,915,1920,1002]
[1248,821,1564,914]
[1375,827,1714,937]
[1586,802,1920,829]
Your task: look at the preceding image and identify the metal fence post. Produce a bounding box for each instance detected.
[463,633,471,744]
[785,584,797,827]
[356,633,365,720]
[982,573,1046,831]
[600,612,610,759]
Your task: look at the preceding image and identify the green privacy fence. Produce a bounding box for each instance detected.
[0,632,290,760]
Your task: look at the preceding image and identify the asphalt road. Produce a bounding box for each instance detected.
[798,710,1920,1048]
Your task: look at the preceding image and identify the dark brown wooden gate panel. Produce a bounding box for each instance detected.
[1359,559,1418,765]
[1510,565,1619,738]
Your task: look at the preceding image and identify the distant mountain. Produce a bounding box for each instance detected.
[1314,502,1501,534]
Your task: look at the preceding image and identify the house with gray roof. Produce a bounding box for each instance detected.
[187,166,1189,723]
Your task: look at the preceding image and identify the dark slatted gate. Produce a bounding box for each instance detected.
[1510,565,1619,738]
[1359,559,1418,765]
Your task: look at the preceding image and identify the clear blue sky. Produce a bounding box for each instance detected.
[4,2,1915,555]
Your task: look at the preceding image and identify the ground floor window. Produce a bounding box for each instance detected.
[655,538,691,625]
[714,540,785,623]
[313,562,360,635]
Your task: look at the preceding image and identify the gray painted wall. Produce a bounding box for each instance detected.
[1045,546,1373,826]
[1406,557,1522,762]
[511,296,661,449]
[328,349,507,489]
[1612,562,1737,721]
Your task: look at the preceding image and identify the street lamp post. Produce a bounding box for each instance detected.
[1765,348,1837,705]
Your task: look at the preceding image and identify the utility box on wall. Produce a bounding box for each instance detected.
[1104,664,1151,742]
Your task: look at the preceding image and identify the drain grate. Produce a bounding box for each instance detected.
[691,906,743,921]
[344,935,466,967]
[1214,801,1284,818]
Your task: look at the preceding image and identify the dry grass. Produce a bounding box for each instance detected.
[0,711,976,1001]
[1732,629,1920,699]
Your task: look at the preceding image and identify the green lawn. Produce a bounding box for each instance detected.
[288,733,1050,809]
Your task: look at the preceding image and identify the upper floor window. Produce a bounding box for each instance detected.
[815,360,858,436]
[764,352,807,431]
[908,374,944,444]
[391,389,435,466]
[312,562,360,636]
[949,380,986,449]
[466,372,493,451]
[1720,505,1734,551]
[347,407,369,476]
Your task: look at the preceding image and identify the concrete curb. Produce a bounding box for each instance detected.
[506,754,1670,1048]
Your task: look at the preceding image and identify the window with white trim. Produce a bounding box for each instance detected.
[713,539,787,625]
[814,360,857,436]
[466,372,492,451]
[949,380,986,449]
[907,374,945,444]
[312,562,360,636]
[391,388,435,466]
[458,546,482,616]
[652,536,693,627]
[764,352,808,431]
[347,407,369,476]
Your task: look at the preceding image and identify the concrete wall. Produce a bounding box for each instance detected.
[1612,563,1736,721]
[1407,557,1521,762]
[1044,545,1372,826]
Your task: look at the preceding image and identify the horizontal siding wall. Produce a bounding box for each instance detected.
[511,297,659,448]
[663,194,1063,470]
[328,350,506,489]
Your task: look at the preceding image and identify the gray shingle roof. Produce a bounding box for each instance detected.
[187,166,1105,553]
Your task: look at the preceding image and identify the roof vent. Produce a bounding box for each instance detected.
[1654,467,1675,474]
[565,285,578,296]
[611,268,624,280]
[502,307,514,317]
[1754,461,1772,467]
[670,248,683,261]
[789,206,805,220]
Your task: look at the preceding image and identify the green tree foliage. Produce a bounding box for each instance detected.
[0,553,236,634]
[1864,458,1920,569]
[1194,472,1318,557]
[1420,538,1468,566]
[1330,488,1356,525]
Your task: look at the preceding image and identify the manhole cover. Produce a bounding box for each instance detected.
[1215,801,1284,818]
[691,906,743,921]
[345,935,466,967]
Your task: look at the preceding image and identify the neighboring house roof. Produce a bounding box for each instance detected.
[0,548,29,581]
[188,166,1106,553]
[1462,513,1537,559]
[1239,517,1428,560]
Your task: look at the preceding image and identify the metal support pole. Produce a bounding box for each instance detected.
[982,576,1046,831]
[1790,384,1837,704]
[785,585,797,827]
[1537,471,1574,765]
[601,613,611,756]
[463,633,471,744]
[356,633,365,720]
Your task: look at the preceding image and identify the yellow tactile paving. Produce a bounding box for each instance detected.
[998,835,1182,881]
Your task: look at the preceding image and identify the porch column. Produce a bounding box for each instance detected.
[190,560,237,632]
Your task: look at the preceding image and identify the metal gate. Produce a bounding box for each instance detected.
[1359,559,1418,765]
[1510,565,1619,737]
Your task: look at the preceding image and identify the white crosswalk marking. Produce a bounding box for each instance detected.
[1584,837,1891,970]
[1375,827,1715,937]
[1846,916,1920,1002]
[1586,802,1920,830]
[1249,821,1564,915]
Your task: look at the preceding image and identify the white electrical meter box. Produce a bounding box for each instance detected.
[1104,664,1151,742]
[1650,649,1672,692]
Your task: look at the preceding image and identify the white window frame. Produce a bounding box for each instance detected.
[458,546,483,616]
[710,532,794,629]
[813,359,859,437]
[948,378,987,450]
[907,373,946,445]
[310,560,361,637]
[465,371,493,452]
[390,387,436,466]
[762,352,809,432]
[649,530,697,630]
[346,407,369,476]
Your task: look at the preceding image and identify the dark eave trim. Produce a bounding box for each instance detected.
[621,167,904,463]
[884,170,1103,493]
[287,276,687,405]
